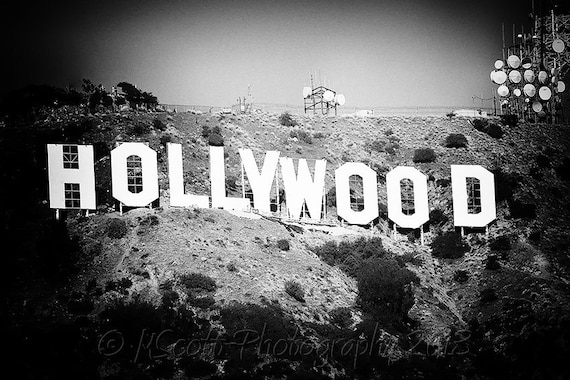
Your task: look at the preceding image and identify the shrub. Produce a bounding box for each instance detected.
[278,112,298,126]
[429,208,449,226]
[401,251,423,265]
[487,123,503,138]
[430,231,469,259]
[485,254,500,270]
[201,125,211,138]
[126,122,151,136]
[556,157,570,180]
[329,307,353,328]
[313,237,388,276]
[446,111,456,119]
[491,168,520,203]
[227,262,237,272]
[453,270,469,283]
[284,280,305,302]
[277,239,290,251]
[367,139,387,152]
[187,295,216,309]
[153,118,167,131]
[470,118,488,132]
[179,273,217,294]
[445,133,468,148]
[161,289,179,309]
[413,148,436,163]
[208,132,224,146]
[289,129,313,144]
[500,114,518,127]
[536,154,551,168]
[436,178,451,187]
[508,200,536,219]
[489,235,510,251]
[356,257,418,321]
[480,288,497,303]
[160,134,173,146]
[107,218,128,238]
[104,278,132,294]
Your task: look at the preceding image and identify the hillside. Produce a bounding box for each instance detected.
[2,106,570,379]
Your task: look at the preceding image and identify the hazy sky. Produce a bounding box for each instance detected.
[2,0,564,108]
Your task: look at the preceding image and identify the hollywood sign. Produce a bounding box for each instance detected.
[46,143,496,228]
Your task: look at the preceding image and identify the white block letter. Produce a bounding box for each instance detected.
[210,146,250,210]
[167,143,209,208]
[111,142,159,207]
[386,166,429,228]
[335,163,379,225]
[279,157,326,221]
[451,165,496,227]
[239,149,280,213]
[47,144,96,210]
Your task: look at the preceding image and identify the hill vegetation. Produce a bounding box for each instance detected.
[2,83,570,379]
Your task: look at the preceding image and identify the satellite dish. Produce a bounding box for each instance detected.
[521,57,532,69]
[336,94,346,106]
[553,39,565,53]
[493,70,507,84]
[494,60,504,69]
[539,86,552,100]
[523,69,535,82]
[323,90,334,102]
[532,101,543,112]
[302,87,312,98]
[523,83,536,97]
[497,85,510,97]
[513,88,522,97]
[507,54,521,68]
[509,70,522,83]
[538,71,548,84]
[558,81,566,93]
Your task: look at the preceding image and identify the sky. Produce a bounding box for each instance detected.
[1,0,565,109]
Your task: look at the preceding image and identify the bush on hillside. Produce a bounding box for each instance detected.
[470,118,488,132]
[107,218,128,238]
[278,112,298,127]
[487,123,503,138]
[480,288,497,303]
[313,237,388,276]
[179,273,217,294]
[429,208,449,227]
[153,118,167,131]
[284,280,305,302]
[208,132,224,146]
[453,270,469,283]
[413,148,436,163]
[491,168,521,203]
[508,200,536,219]
[356,257,418,321]
[500,114,518,127]
[536,154,551,168]
[430,231,469,259]
[126,122,151,136]
[329,307,353,329]
[445,133,468,148]
[289,129,313,144]
[277,239,290,251]
[556,157,570,181]
[489,235,511,251]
